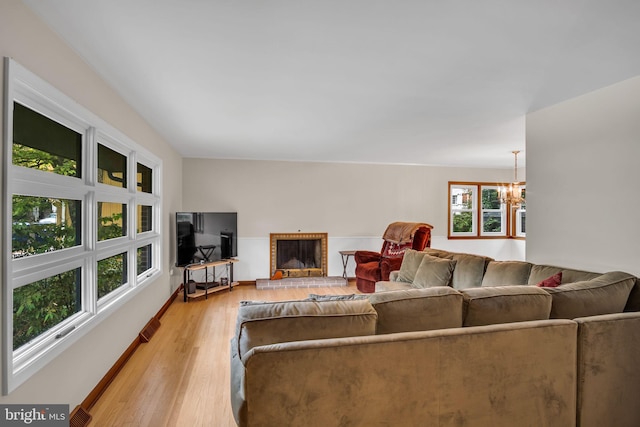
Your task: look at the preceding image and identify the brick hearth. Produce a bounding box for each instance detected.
[256,276,347,290]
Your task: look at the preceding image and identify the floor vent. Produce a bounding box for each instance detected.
[139,317,161,343]
[70,406,92,427]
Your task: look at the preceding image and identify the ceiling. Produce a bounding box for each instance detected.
[22,0,640,168]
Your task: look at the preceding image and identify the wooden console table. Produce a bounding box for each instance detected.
[182,258,238,302]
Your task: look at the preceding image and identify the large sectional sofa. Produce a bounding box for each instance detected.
[230,248,640,426]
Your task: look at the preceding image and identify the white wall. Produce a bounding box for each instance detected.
[526,76,640,275]
[0,0,182,406]
[181,158,522,280]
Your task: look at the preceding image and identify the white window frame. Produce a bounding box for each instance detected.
[480,185,507,237]
[2,58,162,394]
[449,184,478,237]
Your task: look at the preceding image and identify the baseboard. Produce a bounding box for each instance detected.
[74,285,183,419]
[237,280,256,286]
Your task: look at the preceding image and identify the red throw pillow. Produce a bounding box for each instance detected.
[536,272,562,288]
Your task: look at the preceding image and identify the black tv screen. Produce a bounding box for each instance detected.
[175,212,237,267]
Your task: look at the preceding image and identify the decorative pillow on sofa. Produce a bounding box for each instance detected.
[413,254,457,288]
[461,286,552,327]
[396,249,428,283]
[234,299,377,360]
[369,287,463,334]
[543,271,636,319]
[536,272,563,288]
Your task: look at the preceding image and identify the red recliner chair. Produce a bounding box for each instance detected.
[354,222,433,293]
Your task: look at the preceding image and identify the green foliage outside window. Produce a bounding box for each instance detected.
[98,253,127,300]
[453,212,473,232]
[13,269,81,350]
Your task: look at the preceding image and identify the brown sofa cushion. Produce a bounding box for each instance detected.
[413,254,457,288]
[235,299,377,360]
[461,286,552,327]
[369,287,463,334]
[481,261,532,286]
[544,271,636,319]
[396,249,428,283]
[528,264,601,285]
[375,280,414,292]
[575,312,640,426]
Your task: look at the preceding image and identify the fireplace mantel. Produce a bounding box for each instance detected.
[270,232,328,277]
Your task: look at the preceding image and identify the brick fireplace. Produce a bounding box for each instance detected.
[270,232,328,277]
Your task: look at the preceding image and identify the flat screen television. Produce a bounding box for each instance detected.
[175,212,237,267]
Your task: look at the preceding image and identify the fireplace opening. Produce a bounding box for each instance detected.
[277,239,320,270]
[270,233,328,278]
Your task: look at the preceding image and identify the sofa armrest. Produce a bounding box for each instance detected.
[354,250,381,264]
[380,257,403,281]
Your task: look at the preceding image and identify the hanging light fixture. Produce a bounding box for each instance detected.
[500,150,525,207]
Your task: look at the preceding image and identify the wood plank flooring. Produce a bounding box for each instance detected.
[89,281,360,427]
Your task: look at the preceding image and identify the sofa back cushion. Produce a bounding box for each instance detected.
[422,248,455,259]
[481,261,533,286]
[369,287,463,334]
[544,271,636,319]
[449,253,493,289]
[528,264,601,285]
[235,299,377,360]
[461,286,552,327]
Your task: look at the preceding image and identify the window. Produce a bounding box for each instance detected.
[98,202,127,241]
[98,143,127,188]
[450,185,476,236]
[449,182,524,239]
[97,252,128,300]
[480,186,506,236]
[3,59,162,393]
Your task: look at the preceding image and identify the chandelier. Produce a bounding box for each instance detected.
[500,150,525,207]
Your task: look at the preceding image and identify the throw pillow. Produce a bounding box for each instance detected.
[413,254,457,288]
[396,249,428,283]
[536,272,563,288]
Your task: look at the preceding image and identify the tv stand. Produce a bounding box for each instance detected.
[182,259,238,302]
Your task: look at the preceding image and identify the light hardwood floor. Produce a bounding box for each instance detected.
[89,281,360,426]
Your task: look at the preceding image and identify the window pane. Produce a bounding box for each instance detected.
[519,211,526,234]
[482,188,501,209]
[12,102,82,178]
[137,205,152,233]
[137,163,152,193]
[98,144,127,188]
[483,212,502,233]
[137,244,152,275]
[12,196,81,258]
[13,268,82,350]
[451,187,473,209]
[453,211,473,232]
[98,202,127,241]
[98,252,128,299]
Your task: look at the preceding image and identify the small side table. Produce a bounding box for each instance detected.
[339,250,357,280]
